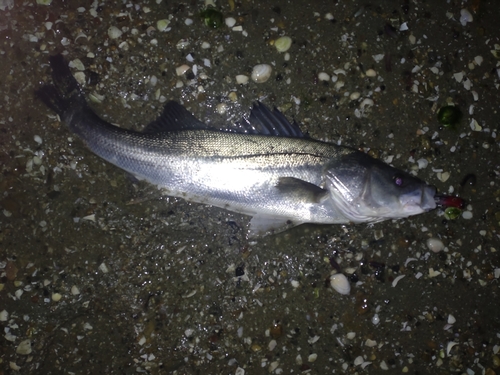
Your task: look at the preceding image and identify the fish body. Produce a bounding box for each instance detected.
[37,54,437,236]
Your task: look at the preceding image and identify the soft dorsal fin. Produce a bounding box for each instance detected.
[237,102,305,137]
[143,101,215,133]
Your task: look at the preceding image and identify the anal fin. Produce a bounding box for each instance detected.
[248,215,302,237]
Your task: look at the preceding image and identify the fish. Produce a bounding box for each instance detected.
[37,53,439,236]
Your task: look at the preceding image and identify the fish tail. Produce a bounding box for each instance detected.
[36,54,88,127]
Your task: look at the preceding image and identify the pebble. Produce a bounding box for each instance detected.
[71,285,80,295]
[107,26,123,39]
[0,310,8,321]
[349,91,360,100]
[426,238,444,253]
[308,353,318,362]
[318,72,330,81]
[16,340,32,355]
[460,9,473,26]
[365,68,377,77]
[462,210,473,219]
[225,17,236,28]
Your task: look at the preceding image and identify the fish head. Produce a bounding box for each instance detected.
[325,152,436,223]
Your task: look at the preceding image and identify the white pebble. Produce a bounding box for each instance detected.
[184,18,193,26]
[268,339,277,351]
[318,72,330,81]
[34,135,42,144]
[308,353,318,362]
[225,17,236,28]
[71,285,80,295]
[16,340,32,355]
[426,238,444,253]
[417,158,428,169]
[460,9,473,26]
[448,314,456,324]
[99,262,109,273]
[0,310,8,321]
[349,92,360,100]
[354,356,364,366]
[107,26,123,39]
[365,68,377,77]
[201,41,210,49]
[462,211,473,220]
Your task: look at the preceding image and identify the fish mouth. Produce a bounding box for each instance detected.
[401,185,437,213]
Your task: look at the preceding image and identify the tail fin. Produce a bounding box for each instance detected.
[36,54,87,120]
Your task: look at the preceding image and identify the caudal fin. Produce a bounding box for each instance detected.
[36,54,87,120]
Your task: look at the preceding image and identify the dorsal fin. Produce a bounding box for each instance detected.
[143,100,306,137]
[238,102,305,137]
[143,100,215,133]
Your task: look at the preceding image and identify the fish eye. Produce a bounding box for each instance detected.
[393,173,405,187]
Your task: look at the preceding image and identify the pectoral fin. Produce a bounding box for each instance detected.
[247,178,328,237]
[276,177,328,204]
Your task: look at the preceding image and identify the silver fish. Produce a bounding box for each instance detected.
[37,54,436,236]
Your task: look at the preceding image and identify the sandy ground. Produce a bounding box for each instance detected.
[0,0,499,374]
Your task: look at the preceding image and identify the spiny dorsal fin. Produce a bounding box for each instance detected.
[143,101,215,133]
[242,102,305,137]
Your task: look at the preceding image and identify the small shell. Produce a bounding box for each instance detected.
[251,64,272,83]
[157,19,170,32]
[176,39,190,50]
[275,36,292,53]
[176,64,190,76]
[330,273,350,295]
